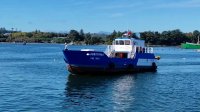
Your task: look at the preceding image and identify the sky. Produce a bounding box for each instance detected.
[0,0,200,33]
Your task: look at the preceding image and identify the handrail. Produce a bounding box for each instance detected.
[105,45,154,58]
[105,45,114,57]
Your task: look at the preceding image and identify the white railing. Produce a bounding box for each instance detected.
[105,45,154,58]
[105,45,114,57]
[146,47,153,53]
[133,46,154,53]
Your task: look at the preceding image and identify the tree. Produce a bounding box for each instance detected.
[0,27,7,34]
[116,31,122,37]
[106,30,118,44]
[79,29,85,41]
[26,32,33,38]
[90,36,104,45]
[85,33,92,45]
[141,31,155,45]
[67,30,81,42]
[193,30,200,43]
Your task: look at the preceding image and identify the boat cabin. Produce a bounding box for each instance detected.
[106,37,152,58]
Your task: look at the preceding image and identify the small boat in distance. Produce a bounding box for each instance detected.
[23,41,26,45]
[63,35,159,75]
[181,36,200,49]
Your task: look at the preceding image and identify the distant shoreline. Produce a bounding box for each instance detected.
[0,42,65,45]
[0,42,180,47]
[147,45,179,47]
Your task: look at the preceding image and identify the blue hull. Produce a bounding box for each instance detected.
[63,49,157,74]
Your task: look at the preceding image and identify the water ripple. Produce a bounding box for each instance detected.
[1,44,200,111]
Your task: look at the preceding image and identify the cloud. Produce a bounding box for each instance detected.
[27,21,33,25]
[155,0,200,8]
[96,0,200,19]
[100,0,200,11]
[110,13,124,18]
[72,1,93,6]
[97,1,147,17]
[61,0,94,8]
[100,3,142,10]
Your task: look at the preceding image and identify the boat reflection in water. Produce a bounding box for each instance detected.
[63,73,139,111]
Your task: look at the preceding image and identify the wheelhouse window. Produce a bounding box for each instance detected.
[125,40,130,45]
[115,40,130,45]
[119,40,124,45]
[115,40,119,45]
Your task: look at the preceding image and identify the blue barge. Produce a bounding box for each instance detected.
[63,37,159,74]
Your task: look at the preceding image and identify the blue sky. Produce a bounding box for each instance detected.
[0,0,200,33]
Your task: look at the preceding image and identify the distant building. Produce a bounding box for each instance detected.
[3,33,11,36]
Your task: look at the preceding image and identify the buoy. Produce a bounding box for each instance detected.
[155,56,161,60]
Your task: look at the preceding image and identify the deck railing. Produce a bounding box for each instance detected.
[105,45,154,58]
[134,46,153,53]
[105,45,114,57]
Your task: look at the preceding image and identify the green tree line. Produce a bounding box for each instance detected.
[107,29,200,45]
[0,27,200,46]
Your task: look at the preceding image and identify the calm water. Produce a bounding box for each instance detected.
[1,43,200,112]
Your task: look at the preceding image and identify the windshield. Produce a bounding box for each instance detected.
[115,40,130,45]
